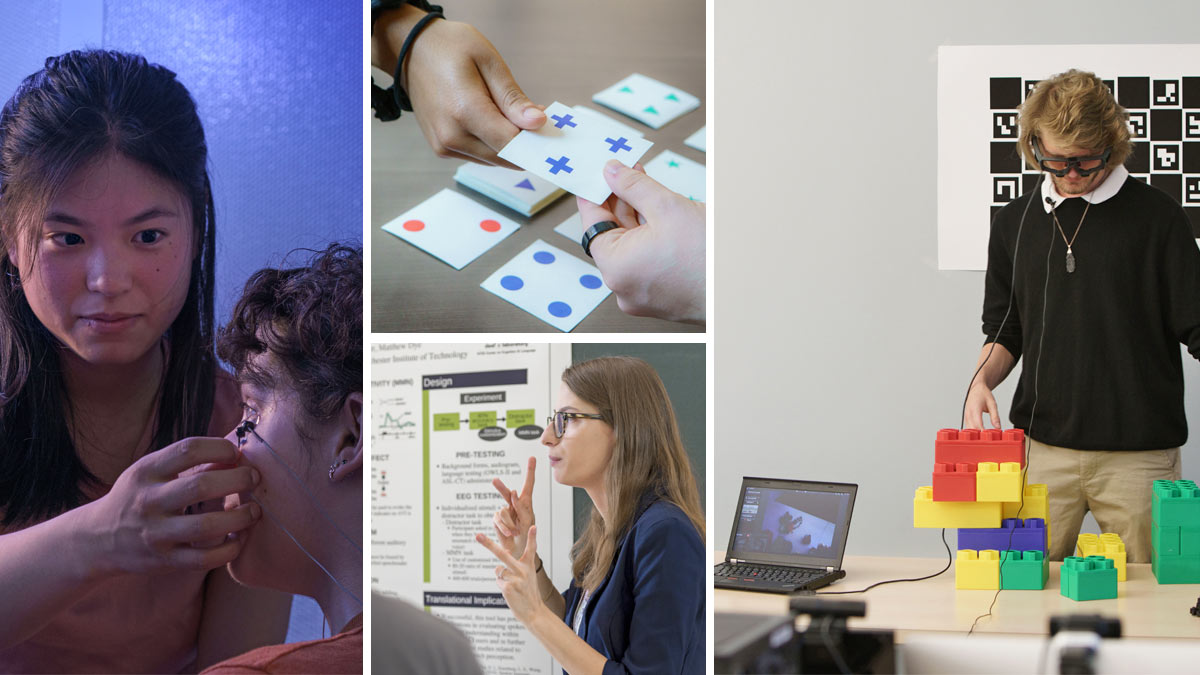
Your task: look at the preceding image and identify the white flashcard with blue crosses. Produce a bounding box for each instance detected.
[480,239,611,332]
[571,105,645,140]
[684,126,707,152]
[937,44,1200,270]
[382,189,519,270]
[453,162,564,217]
[592,73,700,129]
[644,150,706,202]
[553,212,586,247]
[498,101,654,204]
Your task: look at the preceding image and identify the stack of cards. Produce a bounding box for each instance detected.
[454,163,564,217]
[382,189,519,269]
[480,240,611,332]
[498,101,654,204]
[593,73,701,129]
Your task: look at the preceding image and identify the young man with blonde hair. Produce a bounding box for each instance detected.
[963,69,1200,562]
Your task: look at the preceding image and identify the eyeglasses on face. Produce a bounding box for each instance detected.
[546,410,605,438]
[1032,136,1112,177]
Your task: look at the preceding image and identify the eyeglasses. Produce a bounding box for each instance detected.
[547,409,605,438]
[1032,137,1112,177]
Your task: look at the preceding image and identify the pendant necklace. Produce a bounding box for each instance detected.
[1050,198,1091,274]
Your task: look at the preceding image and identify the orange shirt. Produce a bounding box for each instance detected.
[0,370,243,673]
[200,614,363,674]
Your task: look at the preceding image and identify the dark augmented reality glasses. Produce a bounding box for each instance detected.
[1032,137,1112,177]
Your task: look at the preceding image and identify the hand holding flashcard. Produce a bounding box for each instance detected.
[497,101,653,204]
[576,161,705,325]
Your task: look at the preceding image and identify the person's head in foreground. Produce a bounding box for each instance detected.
[0,48,216,525]
[215,243,363,651]
[1017,68,1132,198]
[543,355,704,589]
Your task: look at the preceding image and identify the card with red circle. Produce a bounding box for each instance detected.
[480,239,611,332]
[381,189,520,270]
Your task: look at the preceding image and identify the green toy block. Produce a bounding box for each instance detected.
[1181,526,1200,556]
[1153,522,1181,556]
[1060,556,1117,601]
[1152,480,1200,527]
[1000,550,1048,590]
[1151,548,1200,584]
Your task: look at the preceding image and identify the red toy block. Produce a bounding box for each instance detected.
[933,462,977,501]
[935,428,1025,468]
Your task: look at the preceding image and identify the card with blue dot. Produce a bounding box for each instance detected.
[497,101,654,204]
[381,189,520,270]
[480,239,611,332]
[643,149,706,202]
[592,73,700,130]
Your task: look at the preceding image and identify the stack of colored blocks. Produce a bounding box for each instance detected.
[954,549,1049,590]
[1077,533,1127,581]
[1060,556,1117,601]
[914,429,1060,591]
[1150,479,1200,584]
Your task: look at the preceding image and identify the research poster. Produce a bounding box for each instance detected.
[371,343,573,674]
[937,44,1200,270]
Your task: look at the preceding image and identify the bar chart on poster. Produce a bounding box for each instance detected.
[371,343,573,674]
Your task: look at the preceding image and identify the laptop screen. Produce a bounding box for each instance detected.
[726,477,857,570]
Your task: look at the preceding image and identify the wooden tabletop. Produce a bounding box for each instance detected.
[715,553,1200,640]
[371,0,705,332]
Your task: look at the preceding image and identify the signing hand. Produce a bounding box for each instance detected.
[577,161,705,325]
[477,525,542,625]
[84,437,261,576]
[492,456,536,558]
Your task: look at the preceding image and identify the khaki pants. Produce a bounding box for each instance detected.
[1026,439,1182,563]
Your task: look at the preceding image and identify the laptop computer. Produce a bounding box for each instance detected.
[714,477,858,593]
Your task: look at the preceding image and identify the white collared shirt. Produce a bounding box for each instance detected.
[1040,164,1129,213]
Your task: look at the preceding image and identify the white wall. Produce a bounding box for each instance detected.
[715,0,1200,557]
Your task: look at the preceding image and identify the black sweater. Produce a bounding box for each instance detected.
[983,176,1200,450]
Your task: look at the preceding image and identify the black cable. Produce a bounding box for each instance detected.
[817,528,952,595]
[968,188,1057,635]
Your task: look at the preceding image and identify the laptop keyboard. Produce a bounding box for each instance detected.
[714,562,823,584]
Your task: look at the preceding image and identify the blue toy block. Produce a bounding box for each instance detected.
[958,518,1047,554]
[1060,556,1118,601]
[1152,480,1200,528]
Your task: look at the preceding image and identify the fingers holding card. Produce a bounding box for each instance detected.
[497,102,654,204]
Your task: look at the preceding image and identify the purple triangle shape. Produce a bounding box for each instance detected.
[515,178,535,190]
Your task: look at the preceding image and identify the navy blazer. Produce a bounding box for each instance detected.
[562,495,705,675]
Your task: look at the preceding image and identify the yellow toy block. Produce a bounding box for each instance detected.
[1003,483,1051,548]
[1077,532,1127,581]
[956,549,1000,589]
[914,486,1002,528]
[976,462,1021,502]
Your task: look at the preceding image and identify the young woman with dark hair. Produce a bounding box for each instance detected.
[0,50,289,672]
[477,356,705,674]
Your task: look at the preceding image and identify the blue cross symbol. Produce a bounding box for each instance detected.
[545,156,573,174]
[551,113,577,129]
[605,137,632,153]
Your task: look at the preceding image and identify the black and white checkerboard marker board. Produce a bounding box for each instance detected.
[989,75,1200,234]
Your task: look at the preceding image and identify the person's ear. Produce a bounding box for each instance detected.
[327,392,363,482]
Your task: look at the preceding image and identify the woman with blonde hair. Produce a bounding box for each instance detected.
[477,356,704,674]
